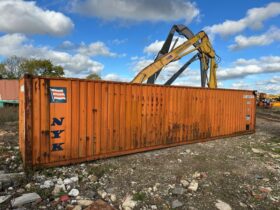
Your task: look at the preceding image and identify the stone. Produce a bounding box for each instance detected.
[52,184,66,196]
[73,205,82,210]
[259,186,272,193]
[269,153,280,159]
[251,148,265,154]
[188,180,198,192]
[66,205,74,210]
[11,193,41,207]
[192,172,201,179]
[110,194,117,202]
[84,199,115,210]
[0,172,25,190]
[200,172,208,179]
[57,178,64,185]
[71,176,79,182]
[0,195,11,204]
[64,178,73,185]
[151,205,157,209]
[98,190,107,199]
[60,195,70,202]
[215,200,232,210]
[16,188,25,193]
[180,180,189,188]
[263,178,270,182]
[25,183,32,190]
[171,200,183,208]
[77,199,94,207]
[40,180,54,189]
[239,202,247,207]
[122,195,137,210]
[69,189,80,197]
[172,187,185,195]
[88,175,98,182]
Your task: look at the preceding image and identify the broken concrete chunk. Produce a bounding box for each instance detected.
[172,199,183,208]
[215,199,232,210]
[188,180,198,192]
[11,193,41,207]
[122,195,137,210]
[0,195,11,204]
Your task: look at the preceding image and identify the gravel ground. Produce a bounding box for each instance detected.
[0,108,279,210]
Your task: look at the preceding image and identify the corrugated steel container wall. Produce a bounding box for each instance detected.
[19,76,256,168]
[0,80,19,100]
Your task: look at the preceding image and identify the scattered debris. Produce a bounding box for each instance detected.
[215,199,232,210]
[0,195,11,204]
[251,148,265,154]
[122,195,137,210]
[0,115,279,209]
[11,192,41,207]
[172,199,183,208]
[180,179,189,188]
[188,180,198,192]
[69,188,80,197]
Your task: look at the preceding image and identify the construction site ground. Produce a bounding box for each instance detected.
[0,107,279,210]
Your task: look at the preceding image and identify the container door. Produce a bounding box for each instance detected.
[48,80,71,163]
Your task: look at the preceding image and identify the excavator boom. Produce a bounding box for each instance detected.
[131,30,218,88]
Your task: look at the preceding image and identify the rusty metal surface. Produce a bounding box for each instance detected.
[0,80,19,100]
[19,76,256,168]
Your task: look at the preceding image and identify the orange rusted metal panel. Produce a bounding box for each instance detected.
[19,75,256,168]
[0,79,19,100]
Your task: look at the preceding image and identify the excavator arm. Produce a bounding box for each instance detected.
[131,31,218,88]
[147,24,198,84]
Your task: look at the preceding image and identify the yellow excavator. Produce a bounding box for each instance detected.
[258,92,280,108]
[131,24,218,88]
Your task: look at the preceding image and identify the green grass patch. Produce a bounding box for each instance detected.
[269,137,280,144]
[272,148,280,154]
[133,191,146,201]
[88,164,116,178]
[0,106,18,124]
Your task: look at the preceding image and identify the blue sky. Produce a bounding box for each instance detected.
[0,0,279,93]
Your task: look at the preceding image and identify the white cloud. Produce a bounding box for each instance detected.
[0,34,104,77]
[231,81,250,90]
[144,37,187,54]
[204,2,280,38]
[103,73,129,82]
[229,26,280,50]
[218,56,280,80]
[71,0,199,23]
[78,41,116,57]
[0,0,73,36]
[232,77,280,94]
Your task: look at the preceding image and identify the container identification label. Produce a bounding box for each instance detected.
[243,95,254,99]
[50,87,67,103]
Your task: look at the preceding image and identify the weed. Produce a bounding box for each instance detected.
[88,164,116,178]
[272,148,280,154]
[0,106,18,124]
[133,191,146,201]
[269,137,280,143]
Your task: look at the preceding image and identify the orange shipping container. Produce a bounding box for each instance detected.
[0,80,19,100]
[19,75,256,168]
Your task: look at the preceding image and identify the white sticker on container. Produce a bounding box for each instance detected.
[243,95,254,99]
[246,115,251,120]
[20,85,24,92]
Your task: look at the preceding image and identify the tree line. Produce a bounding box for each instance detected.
[0,56,101,80]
